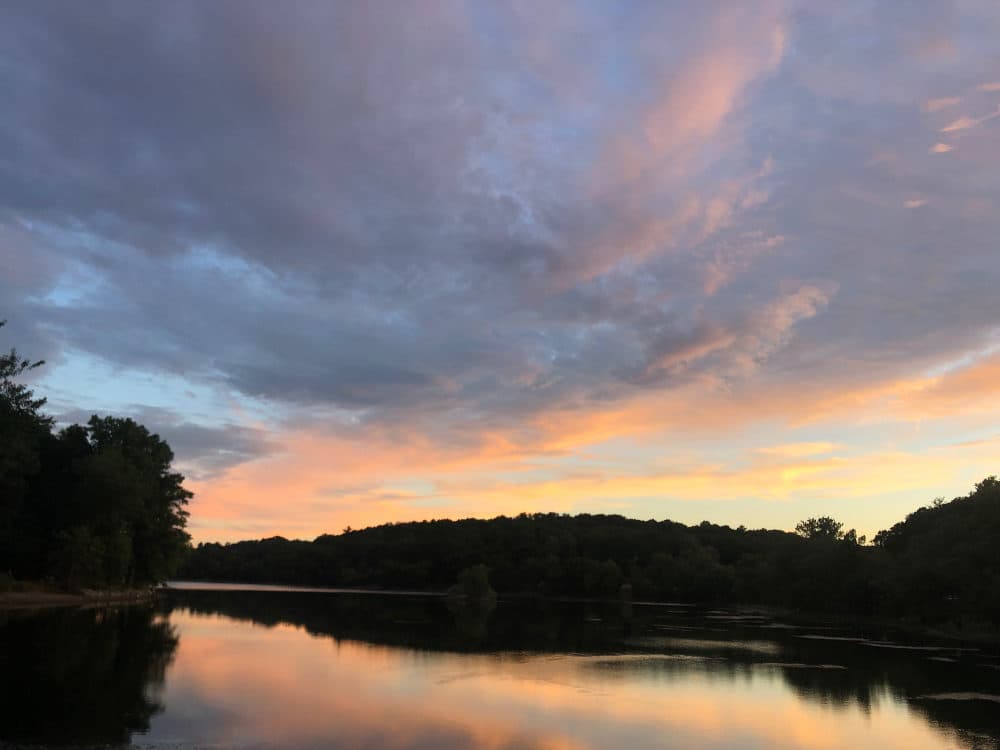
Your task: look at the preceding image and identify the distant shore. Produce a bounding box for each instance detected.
[0,586,155,610]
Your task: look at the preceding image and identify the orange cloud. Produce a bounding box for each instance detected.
[756,442,843,458]
[896,351,1000,418]
[558,5,787,288]
[184,344,1000,541]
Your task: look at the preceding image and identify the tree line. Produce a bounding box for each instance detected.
[181,477,1000,626]
[1,323,191,589]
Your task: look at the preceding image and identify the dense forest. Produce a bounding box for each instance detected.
[1,322,191,589]
[181,477,1000,626]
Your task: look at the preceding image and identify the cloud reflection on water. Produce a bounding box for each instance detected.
[143,609,972,750]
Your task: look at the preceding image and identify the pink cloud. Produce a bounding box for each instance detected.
[923,97,960,112]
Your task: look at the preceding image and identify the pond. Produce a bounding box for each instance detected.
[1,583,998,749]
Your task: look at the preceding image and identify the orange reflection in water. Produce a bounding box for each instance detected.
[145,610,967,750]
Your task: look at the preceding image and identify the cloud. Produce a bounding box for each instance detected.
[940,116,978,133]
[923,97,961,112]
[640,322,737,380]
[149,418,276,480]
[756,443,843,459]
[53,405,276,480]
[0,1,804,429]
[700,233,785,296]
[896,351,1000,419]
[940,106,1000,132]
[3,1,1000,539]
[978,82,1000,92]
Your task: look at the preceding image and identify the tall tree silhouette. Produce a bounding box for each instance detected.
[2,322,191,587]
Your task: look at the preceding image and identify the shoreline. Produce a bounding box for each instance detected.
[6,582,999,646]
[161,581,1000,646]
[0,587,155,610]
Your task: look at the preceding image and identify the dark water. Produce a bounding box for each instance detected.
[2,584,999,749]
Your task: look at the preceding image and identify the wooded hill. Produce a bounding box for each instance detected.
[181,476,1000,625]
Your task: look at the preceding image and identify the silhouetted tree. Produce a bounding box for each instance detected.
[795,516,844,541]
[2,323,192,588]
[842,528,867,546]
[82,416,192,585]
[0,321,52,571]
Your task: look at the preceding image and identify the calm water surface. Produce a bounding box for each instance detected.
[2,583,999,749]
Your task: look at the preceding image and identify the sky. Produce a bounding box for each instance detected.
[2,1,1000,543]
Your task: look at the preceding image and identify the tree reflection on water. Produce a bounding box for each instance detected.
[1,590,997,748]
[0,605,177,746]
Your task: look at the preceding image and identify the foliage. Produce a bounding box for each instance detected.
[181,515,824,608]
[872,476,1000,621]
[0,321,50,418]
[179,479,1000,625]
[450,564,495,599]
[0,321,54,570]
[1,325,191,588]
[794,516,844,541]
